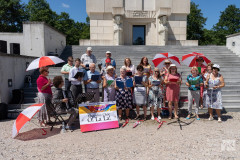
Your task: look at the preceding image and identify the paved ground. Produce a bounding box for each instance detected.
[1,112,240,160]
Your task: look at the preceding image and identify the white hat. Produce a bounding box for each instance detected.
[106,65,114,71]
[106,51,111,54]
[87,47,92,51]
[164,59,171,63]
[169,64,176,68]
[213,64,220,71]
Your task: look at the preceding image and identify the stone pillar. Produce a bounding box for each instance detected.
[158,15,168,46]
[113,15,123,45]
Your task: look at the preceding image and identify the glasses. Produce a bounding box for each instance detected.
[68,60,73,62]
[44,71,49,73]
[212,67,219,70]
[165,63,170,65]
[171,68,176,70]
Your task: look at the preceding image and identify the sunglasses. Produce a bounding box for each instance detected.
[44,71,49,73]
[212,67,219,71]
[165,63,170,65]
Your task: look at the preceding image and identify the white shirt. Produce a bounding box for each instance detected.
[80,53,97,65]
[69,66,84,85]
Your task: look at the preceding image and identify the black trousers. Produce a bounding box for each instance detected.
[70,84,82,101]
[65,78,71,91]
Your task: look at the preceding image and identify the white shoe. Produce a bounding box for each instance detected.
[151,116,155,120]
[208,116,213,121]
[218,117,222,122]
[158,116,161,120]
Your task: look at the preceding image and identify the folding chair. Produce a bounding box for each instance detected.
[45,99,67,131]
[75,92,95,104]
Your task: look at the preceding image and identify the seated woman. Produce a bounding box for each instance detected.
[52,76,78,130]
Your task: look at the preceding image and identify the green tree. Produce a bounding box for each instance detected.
[187,2,207,45]
[26,0,57,26]
[0,0,28,32]
[213,5,240,45]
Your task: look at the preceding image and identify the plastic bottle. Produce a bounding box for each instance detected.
[60,122,66,134]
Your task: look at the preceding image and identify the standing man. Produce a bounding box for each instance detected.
[61,56,74,91]
[69,58,84,100]
[98,51,116,70]
[84,63,101,102]
[80,47,97,71]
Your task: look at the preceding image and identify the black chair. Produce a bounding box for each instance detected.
[45,99,66,131]
[75,92,95,104]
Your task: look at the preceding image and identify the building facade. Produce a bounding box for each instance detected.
[80,0,198,46]
[0,22,66,57]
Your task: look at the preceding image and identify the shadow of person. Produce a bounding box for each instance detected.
[15,127,61,141]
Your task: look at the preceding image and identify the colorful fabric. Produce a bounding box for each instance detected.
[204,73,222,109]
[187,74,203,91]
[61,63,74,78]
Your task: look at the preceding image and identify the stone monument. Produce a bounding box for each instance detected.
[79,0,198,46]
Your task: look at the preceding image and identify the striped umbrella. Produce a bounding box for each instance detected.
[182,52,211,67]
[26,56,64,71]
[152,53,181,69]
[12,103,44,138]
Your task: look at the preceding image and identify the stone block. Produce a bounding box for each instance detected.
[125,0,142,11]
[103,27,113,34]
[90,13,104,20]
[90,34,98,40]
[144,0,155,11]
[104,0,123,12]
[98,20,113,27]
[156,0,172,9]
[179,34,186,40]
[90,27,104,34]
[168,21,180,28]
[112,7,125,16]
[172,27,186,35]
[90,20,98,27]
[98,33,113,40]
[172,0,190,14]
[103,13,113,20]
[79,39,91,46]
[180,21,187,28]
[87,0,104,13]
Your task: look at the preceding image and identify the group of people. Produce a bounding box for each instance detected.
[36,47,225,129]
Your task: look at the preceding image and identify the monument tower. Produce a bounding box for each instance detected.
[80,0,198,46]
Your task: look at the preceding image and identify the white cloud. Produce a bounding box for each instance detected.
[62,3,70,8]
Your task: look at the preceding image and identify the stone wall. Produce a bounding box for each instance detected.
[0,33,24,54]
[226,32,240,56]
[0,53,35,103]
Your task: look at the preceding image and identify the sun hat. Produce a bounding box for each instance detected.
[106,51,111,54]
[164,59,171,63]
[106,65,114,71]
[213,64,220,71]
[169,64,176,68]
[105,58,111,63]
[87,47,92,51]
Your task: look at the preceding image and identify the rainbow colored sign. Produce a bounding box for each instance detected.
[79,102,119,132]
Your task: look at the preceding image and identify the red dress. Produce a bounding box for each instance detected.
[166,73,181,101]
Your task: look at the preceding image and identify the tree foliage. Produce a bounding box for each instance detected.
[0,0,28,32]
[187,2,207,45]
[213,5,240,45]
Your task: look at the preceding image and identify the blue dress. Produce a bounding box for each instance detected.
[204,73,223,109]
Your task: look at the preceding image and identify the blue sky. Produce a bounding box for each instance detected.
[21,0,240,29]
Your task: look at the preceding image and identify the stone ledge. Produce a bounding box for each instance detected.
[167,40,198,46]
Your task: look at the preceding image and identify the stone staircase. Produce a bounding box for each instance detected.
[8,45,240,118]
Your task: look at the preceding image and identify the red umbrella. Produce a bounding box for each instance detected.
[12,103,45,138]
[26,56,64,71]
[182,52,211,67]
[152,53,181,69]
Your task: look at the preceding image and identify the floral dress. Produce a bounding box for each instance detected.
[204,73,222,109]
[148,76,163,108]
[103,74,116,102]
[115,76,133,110]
